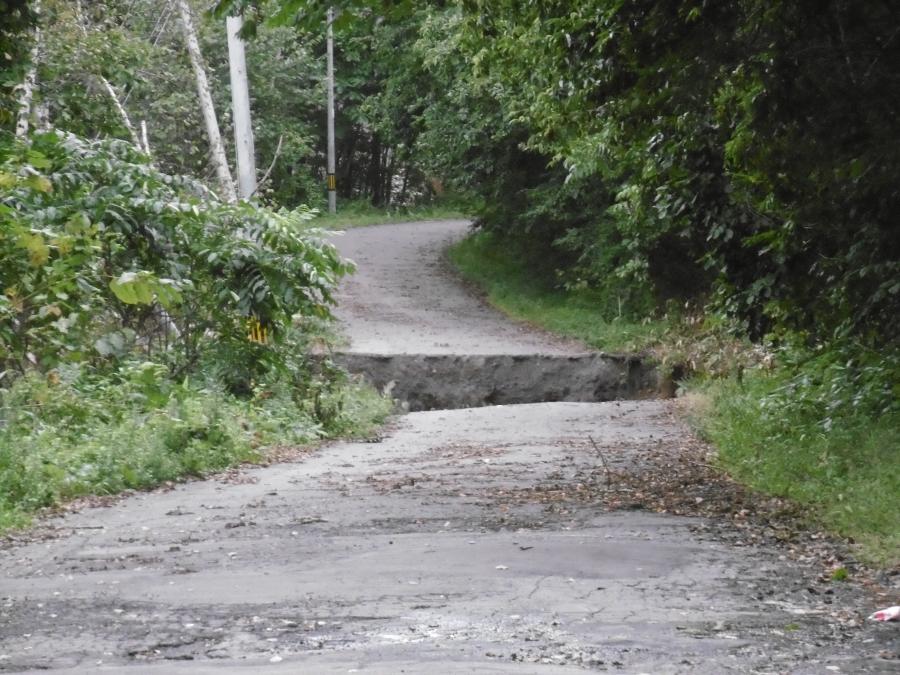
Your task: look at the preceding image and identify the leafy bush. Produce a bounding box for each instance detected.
[0,128,393,529]
[1,130,350,388]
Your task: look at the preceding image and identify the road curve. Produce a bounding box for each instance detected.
[330,220,589,355]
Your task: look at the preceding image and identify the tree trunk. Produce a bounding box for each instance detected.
[341,131,358,198]
[15,0,41,138]
[398,165,410,205]
[226,15,256,199]
[177,0,236,202]
[140,120,151,157]
[382,146,394,207]
[367,136,382,205]
[99,76,143,149]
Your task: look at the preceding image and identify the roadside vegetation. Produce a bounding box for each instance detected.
[699,355,899,567]
[315,197,471,230]
[0,130,389,531]
[450,231,669,354]
[0,367,388,530]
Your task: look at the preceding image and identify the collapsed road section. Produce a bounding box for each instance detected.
[329,220,661,411]
[333,352,659,411]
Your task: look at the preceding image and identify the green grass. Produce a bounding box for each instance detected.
[448,230,668,352]
[0,366,391,531]
[695,372,900,567]
[314,198,472,230]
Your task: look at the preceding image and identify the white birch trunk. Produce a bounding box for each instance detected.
[100,75,142,148]
[177,0,237,202]
[226,15,257,199]
[140,120,151,157]
[15,1,42,138]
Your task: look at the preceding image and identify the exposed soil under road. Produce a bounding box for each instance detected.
[1,221,897,673]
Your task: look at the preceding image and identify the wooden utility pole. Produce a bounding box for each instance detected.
[177,0,236,202]
[226,15,257,199]
[326,7,337,213]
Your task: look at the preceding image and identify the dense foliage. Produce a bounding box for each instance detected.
[24,0,326,205]
[452,1,900,347]
[1,131,350,388]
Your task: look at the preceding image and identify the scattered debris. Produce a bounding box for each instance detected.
[869,606,900,622]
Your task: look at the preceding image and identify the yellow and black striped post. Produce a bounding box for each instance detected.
[247,317,269,344]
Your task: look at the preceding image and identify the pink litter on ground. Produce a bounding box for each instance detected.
[868,606,900,622]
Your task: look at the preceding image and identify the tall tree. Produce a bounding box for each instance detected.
[13,0,41,138]
[178,0,237,201]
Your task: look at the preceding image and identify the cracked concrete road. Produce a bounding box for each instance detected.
[1,221,897,673]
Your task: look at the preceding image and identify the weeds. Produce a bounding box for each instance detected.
[695,344,900,566]
[0,364,391,531]
[314,197,473,230]
[449,230,669,353]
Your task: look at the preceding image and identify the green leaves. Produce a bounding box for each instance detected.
[442,0,899,348]
[2,131,350,385]
[109,272,183,309]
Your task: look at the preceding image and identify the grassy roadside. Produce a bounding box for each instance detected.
[448,231,669,353]
[449,229,899,567]
[314,198,472,230]
[692,373,899,567]
[0,365,391,532]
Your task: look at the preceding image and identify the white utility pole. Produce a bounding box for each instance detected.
[326,7,337,213]
[177,0,236,202]
[226,15,257,199]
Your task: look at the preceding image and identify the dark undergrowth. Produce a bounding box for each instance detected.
[449,230,669,353]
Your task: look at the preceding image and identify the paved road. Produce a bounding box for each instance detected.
[331,220,587,355]
[0,221,895,673]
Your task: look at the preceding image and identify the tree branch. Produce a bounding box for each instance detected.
[250,134,283,198]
